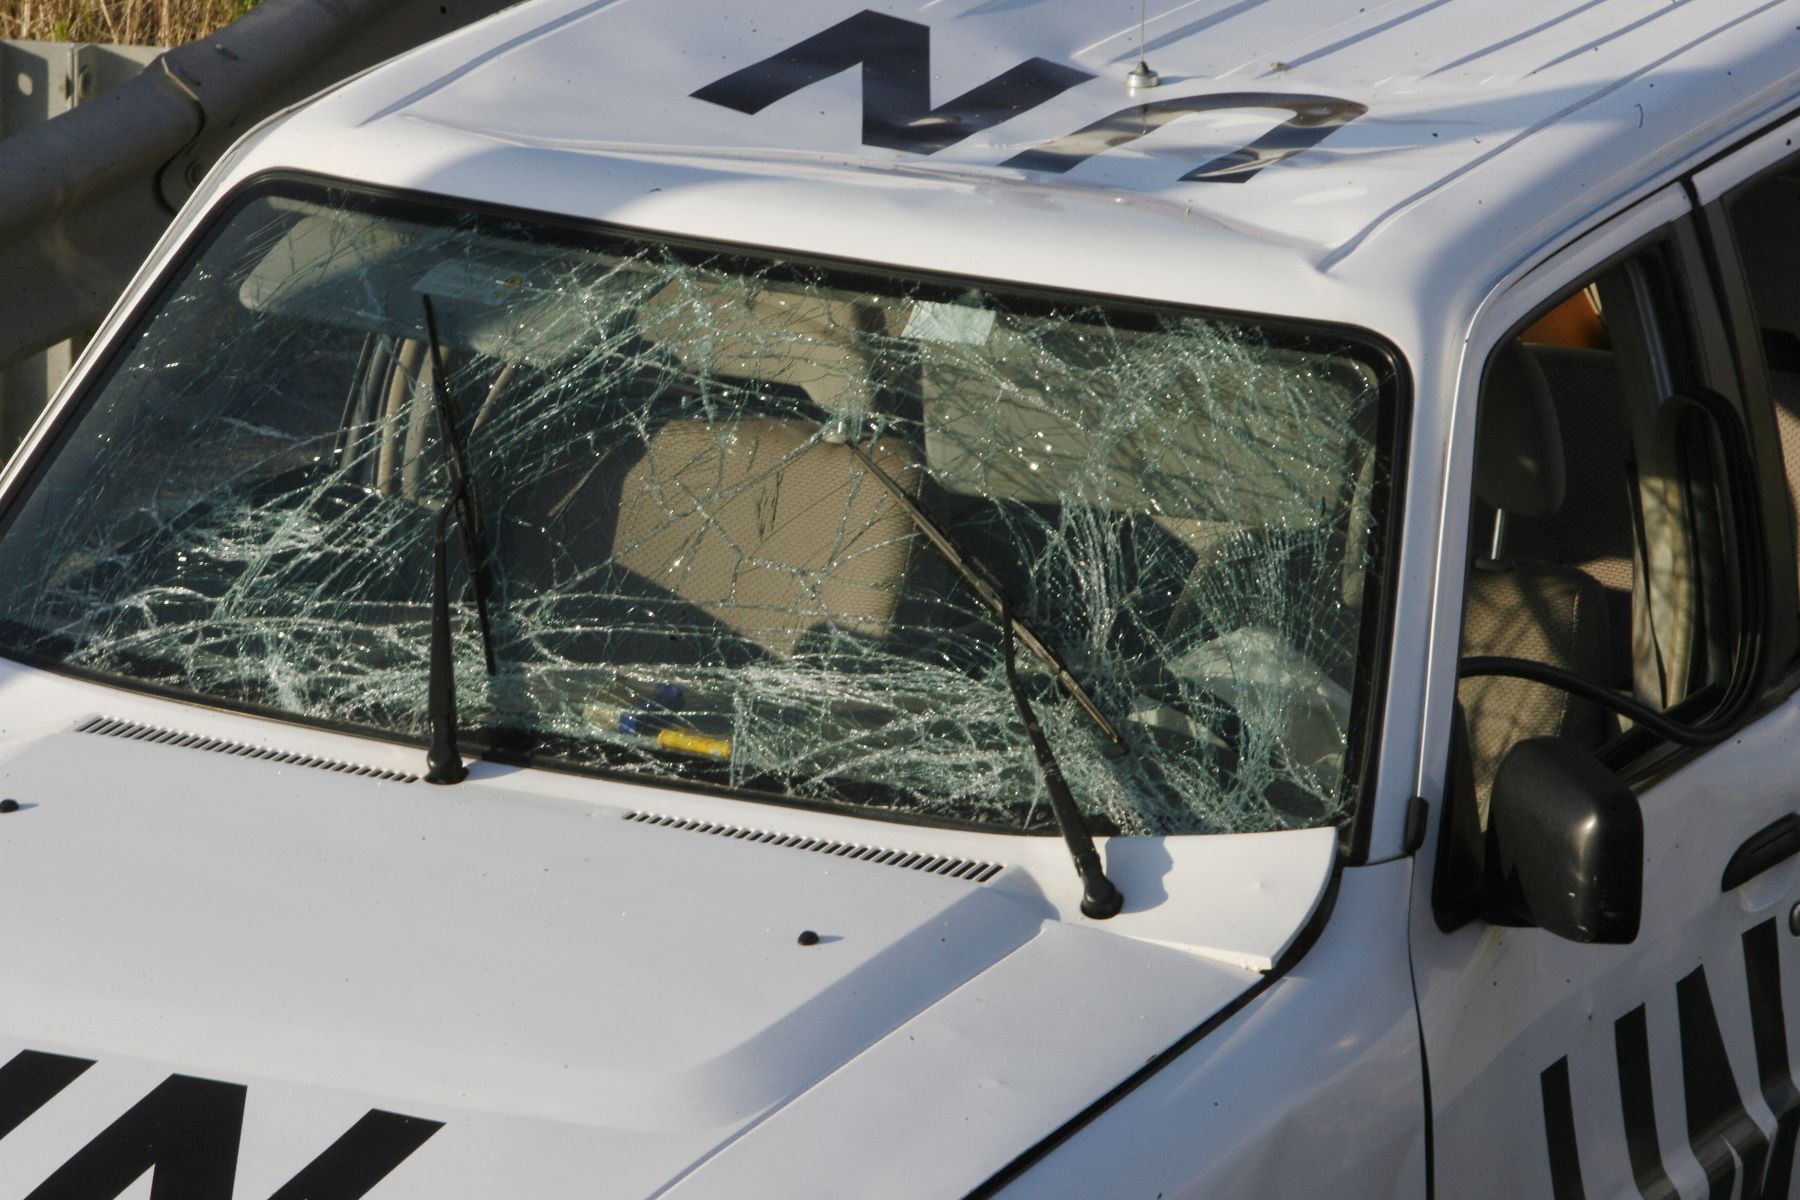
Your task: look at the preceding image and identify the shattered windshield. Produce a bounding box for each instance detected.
[0,181,1394,836]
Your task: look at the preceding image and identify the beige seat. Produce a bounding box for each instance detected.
[608,418,920,656]
[1458,343,1617,817]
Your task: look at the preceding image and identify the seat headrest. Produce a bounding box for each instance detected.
[1475,342,1564,518]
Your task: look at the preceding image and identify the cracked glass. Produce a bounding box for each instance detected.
[0,183,1393,836]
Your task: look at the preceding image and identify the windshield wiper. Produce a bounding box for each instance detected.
[836,434,1126,756]
[421,295,497,784]
[1001,595,1124,917]
[837,430,1123,918]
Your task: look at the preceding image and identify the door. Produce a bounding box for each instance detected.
[1411,169,1800,1199]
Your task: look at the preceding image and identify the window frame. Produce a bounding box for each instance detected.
[1693,126,1800,696]
[1448,211,1772,802]
[1421,182,1782,891]
[1433,223,1773,932]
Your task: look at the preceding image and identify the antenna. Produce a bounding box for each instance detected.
[1126,0,1159,90]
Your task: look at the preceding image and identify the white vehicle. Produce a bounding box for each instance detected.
[4,0,1800,1196]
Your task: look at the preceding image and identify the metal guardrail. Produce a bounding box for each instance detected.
[0,40,163,444]
[0,0,520,456]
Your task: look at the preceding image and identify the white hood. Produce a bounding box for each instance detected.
[0,688,1333,1198]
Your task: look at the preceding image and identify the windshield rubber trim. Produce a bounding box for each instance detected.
[0,167,1411,847]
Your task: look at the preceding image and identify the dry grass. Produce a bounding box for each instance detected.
[0,0,258,44]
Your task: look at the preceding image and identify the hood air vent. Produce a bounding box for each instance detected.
[622,811,1004,882]
[75,716,419,783]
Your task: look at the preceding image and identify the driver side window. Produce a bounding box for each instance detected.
[1453,251,1744,821]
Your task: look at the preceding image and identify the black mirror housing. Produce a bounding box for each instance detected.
[1483,737,1643,944]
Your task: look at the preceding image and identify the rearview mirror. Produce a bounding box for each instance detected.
[1483,738,1643,944]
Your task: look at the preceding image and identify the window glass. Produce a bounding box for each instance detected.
[0,183,1395,836]
[1458,254,1736,809]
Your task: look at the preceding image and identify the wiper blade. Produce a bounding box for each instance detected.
[837,434,1127,756]
[838,430,1122,918]
[421,295,497,784]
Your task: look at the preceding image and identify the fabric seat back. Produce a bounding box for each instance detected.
[610,419,920,656]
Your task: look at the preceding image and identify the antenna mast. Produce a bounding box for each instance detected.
[1126,0,1159,89]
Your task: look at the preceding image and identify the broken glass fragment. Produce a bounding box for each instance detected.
[0,182,1393,837]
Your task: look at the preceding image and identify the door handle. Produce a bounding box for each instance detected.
[1722,814,1800,892]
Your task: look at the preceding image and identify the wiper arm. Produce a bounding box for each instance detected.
[837,435,1126,757]
[1001,594,1124,918]
[837,430,1122,917]
[426,503,473,783]
[421,295,497,784]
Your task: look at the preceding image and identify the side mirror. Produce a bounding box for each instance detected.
[1483,738,1643,944]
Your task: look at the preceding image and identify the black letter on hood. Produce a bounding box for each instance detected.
[1743,919,1800,1196]
[1002,92,1365,184]
[692,10,1091,155]
[1540,1056,1587,1200]
[1678,964,1770,1199]
[1613,1005,1680,1200]
[25,1073,245,1200]
[0,1051,94,1143]
[268,1109,443,1200]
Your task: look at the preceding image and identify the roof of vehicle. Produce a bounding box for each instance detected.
[221,0,1800,333]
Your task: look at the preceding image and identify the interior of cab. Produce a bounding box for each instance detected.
[322,272,1384,707]
[1457,333,1620,819]
[1451,259,1745,836]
